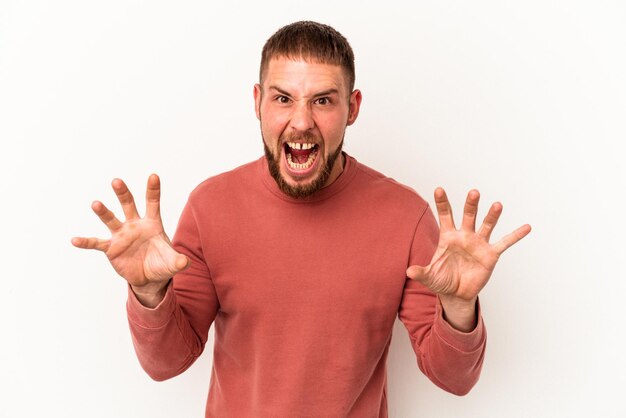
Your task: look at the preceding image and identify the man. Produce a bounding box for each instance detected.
[73,21,530,417]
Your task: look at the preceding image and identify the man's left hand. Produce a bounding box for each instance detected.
[406,188,531,332]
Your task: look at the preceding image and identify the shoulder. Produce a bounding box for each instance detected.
[187,158,261,203]
[350,158,430,215]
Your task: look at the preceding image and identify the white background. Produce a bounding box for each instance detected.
[1,1,625,417]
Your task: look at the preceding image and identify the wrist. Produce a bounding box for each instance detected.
[130,279,171,308]
[439,295,478,333]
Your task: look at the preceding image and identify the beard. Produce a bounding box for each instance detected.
[263,132,344,199]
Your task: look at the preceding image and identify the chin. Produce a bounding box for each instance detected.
[264,143,339,199]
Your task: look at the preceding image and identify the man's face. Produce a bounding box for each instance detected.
[254,58,361,198]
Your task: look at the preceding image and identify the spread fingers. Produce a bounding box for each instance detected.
[71,236,110,252]
[145,174,161,219]
[112,178,140,220]
[91,200,122,231]
[461,189,480,232]
[494,224,532,254]
[477,202,503,241]
[434,187,456,231]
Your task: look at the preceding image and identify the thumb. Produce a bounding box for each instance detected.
[174,254,191,272]
[406,265,429,283]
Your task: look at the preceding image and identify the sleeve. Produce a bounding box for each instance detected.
[126,199,219,381]
[398,205,487,396]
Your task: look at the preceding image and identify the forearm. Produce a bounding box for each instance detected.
[418,299,486,395]
[126,282,205,381]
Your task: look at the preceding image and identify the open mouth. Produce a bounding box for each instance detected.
[284,142,320,172]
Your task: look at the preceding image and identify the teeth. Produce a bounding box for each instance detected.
[287,142,315,150]
[286,150,318,170]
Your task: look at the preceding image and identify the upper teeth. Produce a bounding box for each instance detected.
[287,142,315,150]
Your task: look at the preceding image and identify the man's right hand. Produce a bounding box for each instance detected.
[72,174,189,308]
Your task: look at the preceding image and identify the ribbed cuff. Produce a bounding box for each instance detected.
[126,281,176,329]
[432,298,486,353]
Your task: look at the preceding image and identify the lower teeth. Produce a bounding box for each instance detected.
[287,151,317,170]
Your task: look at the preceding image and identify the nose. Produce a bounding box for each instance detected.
[289,102,315,132]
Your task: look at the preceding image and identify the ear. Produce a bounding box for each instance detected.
[347,89,362,126]
[253,84,262,120]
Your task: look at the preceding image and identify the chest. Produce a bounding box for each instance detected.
[204,206,414,327]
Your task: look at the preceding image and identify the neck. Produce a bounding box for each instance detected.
[323,152,345,188]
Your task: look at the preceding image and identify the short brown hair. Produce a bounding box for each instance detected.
[259,21,356,92]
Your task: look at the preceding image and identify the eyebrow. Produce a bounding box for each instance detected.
[268,85,340,98]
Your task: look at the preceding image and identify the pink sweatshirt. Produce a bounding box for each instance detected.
[127,155,486,417]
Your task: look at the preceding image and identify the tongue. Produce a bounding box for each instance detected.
[290,149,312,164]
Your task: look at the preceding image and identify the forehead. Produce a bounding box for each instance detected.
[263,58,349,94]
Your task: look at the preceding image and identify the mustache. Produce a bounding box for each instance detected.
[280,131,319,144]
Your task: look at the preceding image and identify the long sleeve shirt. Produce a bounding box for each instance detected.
[127,154,486,417]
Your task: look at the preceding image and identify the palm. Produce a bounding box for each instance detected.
[72,175,188,289]
[407,188,531,302]
[105,219,179,286]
